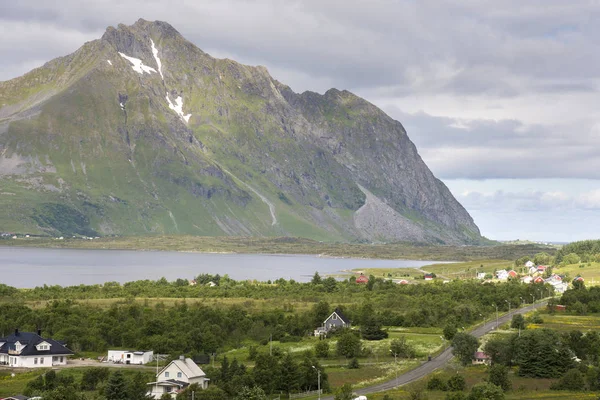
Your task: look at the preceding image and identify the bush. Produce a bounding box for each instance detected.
[447,375,466,392]
[468,382,504,400]
[427,376,448,391]
[315,341,330,358]
[550,368,586,391]
[348,357,360,369]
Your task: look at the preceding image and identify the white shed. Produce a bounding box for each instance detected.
[107,350,154,365]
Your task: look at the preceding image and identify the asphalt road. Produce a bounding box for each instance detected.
[322,300,547,399]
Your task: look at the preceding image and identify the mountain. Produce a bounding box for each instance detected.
[0,19,482,244]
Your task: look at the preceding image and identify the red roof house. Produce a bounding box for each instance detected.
[356,274,369,284]
[397,279,409,285]
[472,352,490,365]
[508,270,518,278]
[533,276,545,284]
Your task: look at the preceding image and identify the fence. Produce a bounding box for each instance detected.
[289,389,322,399]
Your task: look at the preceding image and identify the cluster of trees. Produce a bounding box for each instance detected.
[555,240,600,264]
[0,279,557,357]
[560,285,600,313]
[24,369,151,400]
[205,352,327,397]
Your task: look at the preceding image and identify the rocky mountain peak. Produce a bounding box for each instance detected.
[0,20,482,244]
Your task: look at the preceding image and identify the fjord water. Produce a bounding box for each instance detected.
[0,247,444,288]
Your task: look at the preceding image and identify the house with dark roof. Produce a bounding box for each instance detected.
[0,329,73,368]
[147,356,209,399]
[314,308,351,336]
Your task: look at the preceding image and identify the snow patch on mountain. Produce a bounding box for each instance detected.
[150,39,164,80]
[119,52,156,75]
[166,94,191,123]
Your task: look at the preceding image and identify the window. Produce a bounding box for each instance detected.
[177,372,182,378]
[165,372,170,378]
[34,358,38,364]
[332,314,337,320]
[60,357,64,363]
[40,357,44,364]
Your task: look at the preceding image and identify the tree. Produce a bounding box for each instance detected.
[366,275,376,291]
[510,314,526,331]
[483,336,513,366]
[447,375,466,392]
[105,371,128,400]
[41,387,85,400]
[390,337,416,358]
[550,368,586,391]
[233,386,267,400]
[128,371,152,400]
[467,383,504,400]
[315,340,330,358]
[323,277,337,293]
[312,301,331,329]
[451,333,479,366]
[311,272,322,285]
[334,383,354,400]
[279,353,300,394]
[513,329,574,378]
[348,357,359,369]
[444,323,458,340]
[427,375,448,391]
[336,331,362,358]
[488,364,511,392]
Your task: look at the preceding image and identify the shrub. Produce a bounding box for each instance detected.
[427,376,448,391]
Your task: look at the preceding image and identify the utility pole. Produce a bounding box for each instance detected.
[312,366,321,400]
[505,299,511,315]
[492,303,499,329]
[390,350,398,384]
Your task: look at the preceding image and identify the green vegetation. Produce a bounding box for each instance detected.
[0,235,555,262]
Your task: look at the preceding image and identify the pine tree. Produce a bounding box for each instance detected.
[105,370,128,400]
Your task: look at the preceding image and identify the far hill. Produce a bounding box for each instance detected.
[0,19,482,244]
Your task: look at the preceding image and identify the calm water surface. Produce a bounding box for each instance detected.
[0,247,448,288]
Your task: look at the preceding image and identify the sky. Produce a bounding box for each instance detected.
[1,0,599,242]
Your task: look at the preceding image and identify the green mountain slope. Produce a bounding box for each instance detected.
[0,19,482,244]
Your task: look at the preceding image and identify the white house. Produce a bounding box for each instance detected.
[148,356,209,399]
[477,272,486,280]
[496,270,509,281]
[0,329,73,368]
[314,308,351,336]
[521,276,533,284]
[107,350,154,365]
[525,261,535,268]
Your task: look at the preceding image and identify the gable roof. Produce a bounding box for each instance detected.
[157,357,206,379]
[326,308,350,325]
[0,331,73,357]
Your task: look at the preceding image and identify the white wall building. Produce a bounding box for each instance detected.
[0,329,73,368]
[148,356,209,399]
[107,350,154,365]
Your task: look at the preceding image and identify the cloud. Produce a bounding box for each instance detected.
[455,188,600,212]
[1,0,600,185]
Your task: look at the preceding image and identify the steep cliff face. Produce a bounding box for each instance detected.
[0,19,481,244]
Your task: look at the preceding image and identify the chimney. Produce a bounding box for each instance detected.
[14,328,19,336]
[179,355,185,361]
[37,329,42,336]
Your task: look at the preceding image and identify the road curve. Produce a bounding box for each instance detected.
[322,300,547,399]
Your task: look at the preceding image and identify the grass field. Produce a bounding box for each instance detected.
[0,367,154,398]
[365,364,600,400]
[528,313,600,332]
[553,262,600,285]
[353,259,514,282]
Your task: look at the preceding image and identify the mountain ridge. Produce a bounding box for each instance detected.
[0,19,482,244]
